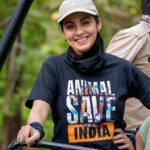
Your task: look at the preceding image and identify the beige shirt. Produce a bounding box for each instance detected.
[106,20,150,130]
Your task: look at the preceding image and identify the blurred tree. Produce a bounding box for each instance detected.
[2,36,22,149]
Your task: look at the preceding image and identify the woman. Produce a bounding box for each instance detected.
[17,0,150,149]
[136,116,150,150]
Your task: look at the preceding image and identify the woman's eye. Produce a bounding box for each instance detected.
[83,21,89,25]
[66,24,74,29]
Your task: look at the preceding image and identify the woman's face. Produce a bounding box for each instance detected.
[62,12,102,55]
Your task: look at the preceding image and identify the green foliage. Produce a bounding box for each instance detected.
[0,0,140,149]
[94,0,140,48]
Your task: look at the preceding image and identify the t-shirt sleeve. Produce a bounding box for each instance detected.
[25,60,57,108]
[130,64,150,108]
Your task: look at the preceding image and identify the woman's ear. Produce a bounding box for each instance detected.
[97,18,102,32]
[62,32,67,42]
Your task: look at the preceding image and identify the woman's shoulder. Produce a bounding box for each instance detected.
[43,53,66,65]
[105,52,133,66]
[104,52,141,76]
[39,54,66,75]
[46,53,65,61]
[142,116,150,127]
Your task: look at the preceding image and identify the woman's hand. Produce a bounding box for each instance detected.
[113,128,134,150]
[17,100,50,146]
[17,124,40,146]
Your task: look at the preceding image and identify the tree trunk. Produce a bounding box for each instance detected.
[3,115,22,149]
[2,36,23,150]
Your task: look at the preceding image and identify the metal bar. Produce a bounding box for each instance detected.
[6,140,100,150]
[0,0,34,71]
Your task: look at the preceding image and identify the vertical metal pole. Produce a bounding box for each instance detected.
[0,0,34,71]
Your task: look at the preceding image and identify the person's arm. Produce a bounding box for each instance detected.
[106,30,145,62]
[136,116,150,150]
[136,131,145,150]
[113,128,134,150]
[17,100,50,145]
[27,100,50,125]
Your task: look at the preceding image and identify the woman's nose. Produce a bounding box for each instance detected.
[76,25,84,35]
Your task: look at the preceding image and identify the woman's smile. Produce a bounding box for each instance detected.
[75,36,89,44]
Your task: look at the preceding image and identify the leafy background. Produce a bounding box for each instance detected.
[0,0,140,149]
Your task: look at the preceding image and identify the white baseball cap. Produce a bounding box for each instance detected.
[57,0,99,23]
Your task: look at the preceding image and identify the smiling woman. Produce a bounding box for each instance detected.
[15,0,150,150]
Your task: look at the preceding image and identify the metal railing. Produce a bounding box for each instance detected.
[0,0,34,70]
[6,140,101,150]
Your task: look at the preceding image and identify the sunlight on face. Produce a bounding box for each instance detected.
[62,12,101,55]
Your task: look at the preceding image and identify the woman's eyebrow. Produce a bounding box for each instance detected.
[64,20,74,25]
[80,16,90,22]
[64,16,90,25]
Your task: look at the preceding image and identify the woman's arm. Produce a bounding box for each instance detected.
[27,100,50,125]
[136,131,145,150]
[17,100,50,145]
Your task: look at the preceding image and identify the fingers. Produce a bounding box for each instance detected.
[113,128,133,150]
[26,132,40,145]
[113,129,125,140]
[17,125,30,145]
[17,125,40,146]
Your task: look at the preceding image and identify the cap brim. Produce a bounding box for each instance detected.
[57,8,97,23]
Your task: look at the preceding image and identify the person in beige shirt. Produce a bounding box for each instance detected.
[107,0,150,131]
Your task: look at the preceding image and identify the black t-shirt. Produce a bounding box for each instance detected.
[26,53,150,150]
